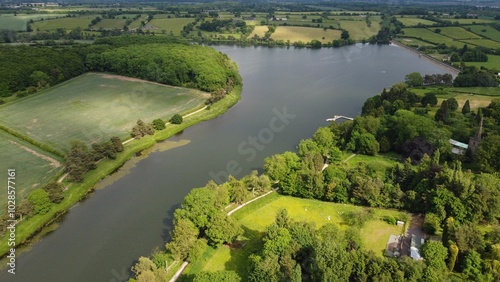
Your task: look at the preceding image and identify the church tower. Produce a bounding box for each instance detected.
[468,114,483,154]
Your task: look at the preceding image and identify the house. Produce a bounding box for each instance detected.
[410,234,424,261]
[449,139,468,155]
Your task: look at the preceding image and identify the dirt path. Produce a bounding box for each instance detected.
[10,140,61,168]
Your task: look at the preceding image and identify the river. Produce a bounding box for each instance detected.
[1,44,451,282]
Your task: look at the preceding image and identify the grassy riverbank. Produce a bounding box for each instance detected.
[0,85,242,258]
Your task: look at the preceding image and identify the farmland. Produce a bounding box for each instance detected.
[271,26,341,43]
[185,194,407,278]
[0,13,62,31]
[92,18,127,30]
[467,25,500,42]
[248,26,268,38]
[148,18,196,34]
[32,15,97,31]
[0,73,208,151]
[438,26,481,40]
[396,16,437,27]
[401,28,464,48]
[0,130,62,209]
[340,19,380,40]
[461,39,500,49]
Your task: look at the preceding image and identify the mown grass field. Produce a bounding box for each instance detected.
[397,16,437,27]
[271,26,341,43]
[467,25,500,42]
[0,73,208,151]
[32,15,96,31]
[185,194,407,279]
[0,130,62,210]
[0,14,62,31]
[148,18,195,34]
[402,28,464,48]
[398,38,436,47]
[248,25,268,38]
[439,26,481,40]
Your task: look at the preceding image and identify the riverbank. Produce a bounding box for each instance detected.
[0,85,242,258]
[391,40,461,75]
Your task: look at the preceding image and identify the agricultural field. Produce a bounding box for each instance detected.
[0,73,209,151]
[0,13,62,31]
[438,26,481,40]
[397,38,436,47]
[128,15,147,29]
[148,18,196,34]
[461,39,500,49]
[271,26,341,43]
[401,28,464,48]
[0,130,62,209]
[340,19,380,40]
[188,194,407,277]
[411,86,498,110]
[467,25,500,42]
[32,15,97,31]
[397,16,437,27]
[465,55,500,71]
[446,18,495,24]
[248,26,268,38]
[92,18,127,30]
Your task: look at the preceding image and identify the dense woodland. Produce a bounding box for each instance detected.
[129,77,500,281]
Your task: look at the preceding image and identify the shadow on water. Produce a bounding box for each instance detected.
[162,203,181,242]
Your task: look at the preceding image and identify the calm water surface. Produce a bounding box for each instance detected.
[1,44,450,282]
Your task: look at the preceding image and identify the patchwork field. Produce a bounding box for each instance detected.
[0,14,62,31]
[187,194,407,277]
[439,26,481,40]
[0,73,209,151]
[32,15,96,31]
[397,16,437,27]
[467,25,500,42]
[148,18,196,34]
[0,130,62,210]
[402,28,464,48]
[92,18,127,30]
[271,26,341,43]
[461,38,500,49]
[465,54,500,69]
[398,38,436,47]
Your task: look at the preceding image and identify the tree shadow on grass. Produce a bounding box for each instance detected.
[224,225,263,279]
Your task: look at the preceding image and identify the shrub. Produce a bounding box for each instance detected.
[152,118,166,130]
[171,114,183,124]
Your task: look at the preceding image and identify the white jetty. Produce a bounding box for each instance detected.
[326,115,354,122]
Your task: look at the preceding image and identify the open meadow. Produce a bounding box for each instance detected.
[271,26,341,43]
[248,26,268,38]
[0,13,62,31]
[0,73,208,151]
[0,130,62,210]
[465,54,500,69]
[185,193,407,279]
[148,18,196,34]
[402,28,464,48]
[32,15,97,31]
[467,25,500,42]
[396,16,437,27]
[340,19,380,40]
[439,26,481,40]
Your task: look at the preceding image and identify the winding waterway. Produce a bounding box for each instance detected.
[1,44,451,282]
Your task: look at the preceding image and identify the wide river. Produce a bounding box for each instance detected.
[2,44,450,281]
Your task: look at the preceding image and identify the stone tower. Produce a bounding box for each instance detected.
[468,115,483,154]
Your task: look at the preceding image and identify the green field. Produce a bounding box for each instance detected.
[467,25,500,42]
[32,15,96,31]
[402,28,464,48]
[439,26,481,40]
[397,16,437,27]
[0,73,208,151]
[92,18,127,30]
[185,194,407,278]
[340,20,380,40]
[271,26,341,43]
[465,54,500,69]
[0,14,62,31]
[0,130,62,209]
[148,18,196,34]
[461,38,500,49]
[398,37,436,47]
[448,18,495,24]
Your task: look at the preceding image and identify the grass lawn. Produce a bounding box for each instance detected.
[340,20,380,40]
[439,26,481,40]
[397,16,437,27]
[402,28,464,48]
[32,15,96,31]
[467,25,500,42]
[185,194,408,279]
[0,14,62,31]
[0,131,63,210]
[271,26,341,43]
[0,73,209,151]
[148,18,196,35]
